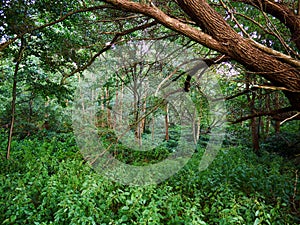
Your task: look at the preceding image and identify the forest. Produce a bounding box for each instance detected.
[0,0,300,224]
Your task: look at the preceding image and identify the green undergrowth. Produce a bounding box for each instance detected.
[0,132,299,224]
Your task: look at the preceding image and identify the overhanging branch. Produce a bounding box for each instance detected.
[231,106,294,124]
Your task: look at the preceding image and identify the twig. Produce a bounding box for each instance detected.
[252,84,300,93]
[280,112,300,125]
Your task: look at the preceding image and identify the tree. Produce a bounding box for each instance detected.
[101,0,299,112]
[1,0,299,153]
[1,0,299,115]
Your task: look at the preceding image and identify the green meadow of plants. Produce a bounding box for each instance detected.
[1,131,299,225]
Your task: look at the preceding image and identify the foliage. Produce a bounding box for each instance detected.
[261,120,300,157]
[0,133,299,224]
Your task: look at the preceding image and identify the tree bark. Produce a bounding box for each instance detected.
[265,94,271,139]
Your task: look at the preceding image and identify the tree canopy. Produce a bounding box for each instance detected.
[1,0,299,119]
[1,0,300,148]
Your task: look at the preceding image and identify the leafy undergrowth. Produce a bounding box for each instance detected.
[0,133,299,224]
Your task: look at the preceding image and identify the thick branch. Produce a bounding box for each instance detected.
[102,0,224,52]
[233,0,300,51]
[231,106,294,124]
[247,39,300,68]
[176,0,300,110]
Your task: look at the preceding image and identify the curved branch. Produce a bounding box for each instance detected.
[248,39,300,68]
[219,0,300,66]
[233,0,300,51]
[231,106,294,124]
[102,0,224,52]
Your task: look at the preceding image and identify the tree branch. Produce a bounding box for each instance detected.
[233,0,300,51]
[231,106,294,124]
[219,0,300,67]
[247,39,300,68]
[0,5,115,51]
[102,0,224,52]
[61,20,158,83]
[280,112,300,125]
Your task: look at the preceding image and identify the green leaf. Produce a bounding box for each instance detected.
[254,218,260,225]
[121,206,129,211]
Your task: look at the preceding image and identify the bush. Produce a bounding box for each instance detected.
[0,134,299,224]
[261,132,300,157]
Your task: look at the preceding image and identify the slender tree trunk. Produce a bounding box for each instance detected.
[106,87,112,128]
[133,76,142,146]
[192,109,197,145]
[27,97,33,137]
[246,76,260,153]
[265,117,270,136]
[265,94,271,139]
[7,38,26,159]
[114,81,119,130]
[275,92,281,133]
[99,94,105,128]
[257,83,262,141]
[119,82,124,124]
[151,116,155,141]
[165,102,169,141]
[193,108,201,145]
[7,75,17,159]
[141,99,147,134]
[250,108,260,153]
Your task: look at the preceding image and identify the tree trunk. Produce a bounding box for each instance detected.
[7,38,26,159]
[133,76,143,146]
[250,98,260,153]
[193,108,201,145]
[27,97,33,137]
[106,87,112,128]
[264,94,271,139]
[251,116,260,153]
[114,81,124,128]
[165,102,169,141]
[275,92,281,133]
[246,76,260,153]
[151,116,155,141]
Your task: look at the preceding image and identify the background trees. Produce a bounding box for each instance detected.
[1,0,299,154]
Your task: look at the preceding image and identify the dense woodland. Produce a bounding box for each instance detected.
[1,0,300,224]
